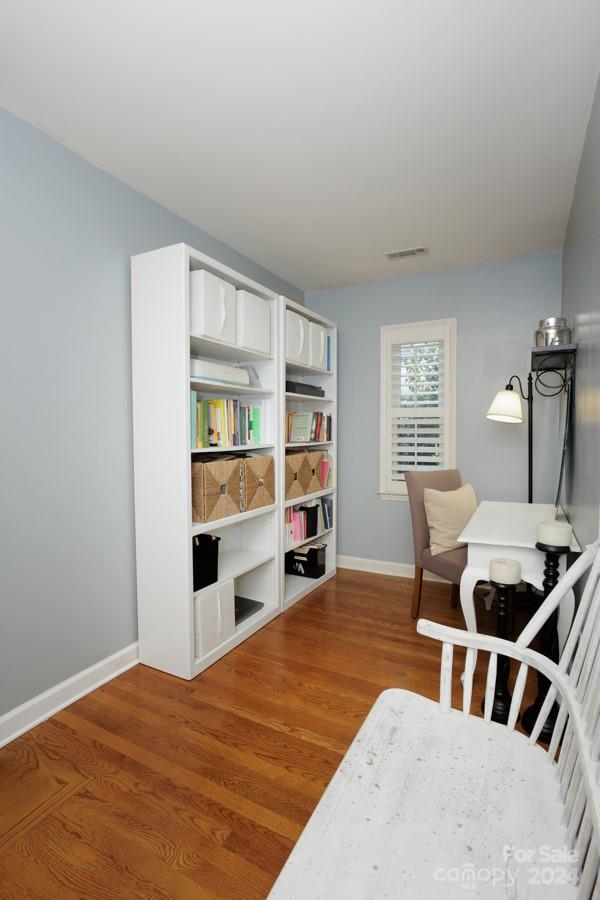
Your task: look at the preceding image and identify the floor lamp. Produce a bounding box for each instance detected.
[486,348,576,506]
[486,375,534,503]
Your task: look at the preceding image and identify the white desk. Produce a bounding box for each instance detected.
[458,501,580,647]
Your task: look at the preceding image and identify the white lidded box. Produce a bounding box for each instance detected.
[194,579,235,657]
[308,321,327,369]
[190,269,236,345]
[286,310,309,365]
[236,290,271,355]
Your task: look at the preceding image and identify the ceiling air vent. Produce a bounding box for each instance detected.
[385,246,429,260]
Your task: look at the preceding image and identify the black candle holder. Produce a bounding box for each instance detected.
[481,579,516,725]
[521,541,570,741]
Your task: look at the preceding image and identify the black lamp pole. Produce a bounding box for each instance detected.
[505,374,534,504]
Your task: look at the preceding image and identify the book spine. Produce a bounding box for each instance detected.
[190,391,197,448]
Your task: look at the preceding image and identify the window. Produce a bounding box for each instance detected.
[379,318,456,499]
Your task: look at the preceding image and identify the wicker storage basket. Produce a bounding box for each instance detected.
[191,460,205,523]
[304,450,324,494]
[192,456,241,523]
[242,455,275,511]
[285,451,311,500]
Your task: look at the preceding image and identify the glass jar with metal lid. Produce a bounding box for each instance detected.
[534,317,572,347]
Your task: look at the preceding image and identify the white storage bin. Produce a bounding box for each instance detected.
[309,322,327,369]
[190,270,236,345]
[194,579,235,657]
[286,310,309,365]
[236,290,271,355]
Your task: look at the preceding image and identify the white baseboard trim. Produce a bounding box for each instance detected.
[336,554,448,583]
[0,642,139,749]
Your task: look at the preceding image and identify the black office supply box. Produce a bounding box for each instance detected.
[285,543,326,579]
[192,534,220,591]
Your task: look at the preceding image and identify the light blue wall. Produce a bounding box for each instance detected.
[562,74,600,547]
[0,106,302,716]
[308,253,563,564]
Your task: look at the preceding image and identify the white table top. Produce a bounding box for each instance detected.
[458,501,580,552]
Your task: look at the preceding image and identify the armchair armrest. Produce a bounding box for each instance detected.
[416,618,560,685]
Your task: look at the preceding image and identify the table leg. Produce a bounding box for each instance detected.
[521,545,567,742]
[459,568,479,633]
[481,582,513,724]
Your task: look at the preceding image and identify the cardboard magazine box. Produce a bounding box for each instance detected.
[304,450,324,494]
[285,451,311,500]
[191,456,241,523]
[242,455,275,511]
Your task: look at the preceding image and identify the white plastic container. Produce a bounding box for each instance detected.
[190,358,250,386]
[190,270,236,344]
[286,310,309,365]
[309,322,327,369]
[236,290,271,355]
[194,579,235,657]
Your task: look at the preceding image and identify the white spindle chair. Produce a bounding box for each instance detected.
[269,540,600,899]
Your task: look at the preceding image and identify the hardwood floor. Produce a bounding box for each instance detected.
[0,571,530,899]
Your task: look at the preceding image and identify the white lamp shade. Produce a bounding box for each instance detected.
[486,389,523,423]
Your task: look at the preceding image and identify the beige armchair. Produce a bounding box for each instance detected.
[405,469,466,619]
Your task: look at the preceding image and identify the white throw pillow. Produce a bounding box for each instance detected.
[423,483,477,557]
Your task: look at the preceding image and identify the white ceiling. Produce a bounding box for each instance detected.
[1,1,599,291]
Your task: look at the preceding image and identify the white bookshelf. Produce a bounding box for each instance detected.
[131,243,337,679]
[281,299,337,608]
[131,243,282,679]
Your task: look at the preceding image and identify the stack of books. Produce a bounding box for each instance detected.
[286,411,332,443]
[285,496,333,548]
[190,392,263,448]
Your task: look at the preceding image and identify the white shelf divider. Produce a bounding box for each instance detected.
[285,441,334,448]
[192,503,277,535]
[284,487,335,509]
[285,527,333,553]
[191,378,272,396]
[193,548,275,595]
[191,443,274,454]
[285,392,333,401]
[191,333,272,364]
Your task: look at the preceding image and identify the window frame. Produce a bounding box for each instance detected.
[379,317,457,501]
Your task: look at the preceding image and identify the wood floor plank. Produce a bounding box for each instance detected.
[0,570,531,898]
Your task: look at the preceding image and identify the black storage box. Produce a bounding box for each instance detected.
[285,543,326,579]
[192,534,220,591]
[286,379,325,398]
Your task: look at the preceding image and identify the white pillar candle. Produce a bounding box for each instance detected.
[537,520,573,548]
[489,558,522,585]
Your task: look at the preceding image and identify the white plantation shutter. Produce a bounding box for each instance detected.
[380,320,456,497]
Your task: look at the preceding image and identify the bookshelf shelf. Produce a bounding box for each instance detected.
[193,548,275,595]
[284,488,335,509]
[286,360,332,377]
[285,527,333,553]
[192,503,277,535]
[285,392,333,402]
[191,378,272,397]
[284,569,336,606]
[285,440,334,448]
[191,443,274,454]
[191,333,272,364]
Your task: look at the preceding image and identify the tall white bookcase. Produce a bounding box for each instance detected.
[131,243,336,679]
[281,299,337,608]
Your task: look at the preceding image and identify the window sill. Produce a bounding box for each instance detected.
[378,491,409,502]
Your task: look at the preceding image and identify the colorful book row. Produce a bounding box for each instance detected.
[190,392,263,448]
[285,496,333,549]
[286,411,332,443]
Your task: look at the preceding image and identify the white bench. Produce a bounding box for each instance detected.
[269,540,600,899]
